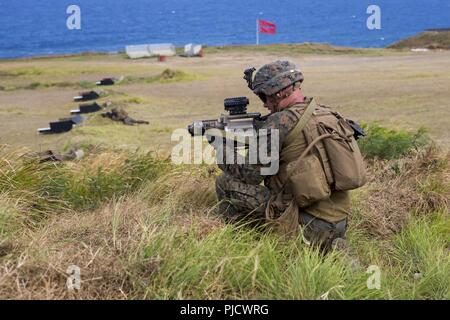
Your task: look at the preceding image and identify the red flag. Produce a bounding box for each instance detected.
[258,19,276,34]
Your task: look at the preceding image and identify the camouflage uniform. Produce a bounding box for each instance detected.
[101,108,149,125]
[216,105,299,222]
[215,61,349,251]
[35,149,83,163]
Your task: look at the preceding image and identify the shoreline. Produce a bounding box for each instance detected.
[3,28,450,61]
[0,42,405,62]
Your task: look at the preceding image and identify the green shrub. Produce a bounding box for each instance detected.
[120,69,202,85]
[24,82,42,90]
[358,124,430,159]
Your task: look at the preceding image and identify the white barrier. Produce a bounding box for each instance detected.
[125,44,151,59]
[183,43,203,57]
[148,43,176,57]
[126,43,176,59]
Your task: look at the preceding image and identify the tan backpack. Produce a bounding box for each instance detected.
[265,100,367,237]
[285,101,367,206]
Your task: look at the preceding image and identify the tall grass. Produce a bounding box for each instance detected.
[139,223,354,299]
[0,194,21,237]
[390,213,449,299]
[0,147,69,223]
[0,138,448,299]
[132,205,448,300]
[0,147,170,226]
[59,151,170,211]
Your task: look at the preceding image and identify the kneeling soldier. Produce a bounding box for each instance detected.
[215,61,366,251]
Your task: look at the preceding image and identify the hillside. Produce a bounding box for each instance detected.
[0,46,449,299]
[0,136,448,299]
[388,29,450,49]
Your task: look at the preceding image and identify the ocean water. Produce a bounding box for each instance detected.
[0,0,449,58]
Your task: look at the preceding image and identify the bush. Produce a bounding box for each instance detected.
[358,124,430,159]
[24,82,42,90]
[120,69,202,85]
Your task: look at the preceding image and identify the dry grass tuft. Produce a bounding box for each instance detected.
[0,197,151,299]
[0,162,224,299]
[359,145,449,237]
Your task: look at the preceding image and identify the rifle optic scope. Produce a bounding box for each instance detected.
[224,97,249,115]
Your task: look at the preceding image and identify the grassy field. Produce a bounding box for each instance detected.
[0,44,449,299]
[1,44,450,152]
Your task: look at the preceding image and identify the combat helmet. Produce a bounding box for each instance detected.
[244,61,304,99]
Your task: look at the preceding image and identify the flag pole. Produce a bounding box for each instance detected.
[256,19,259,46]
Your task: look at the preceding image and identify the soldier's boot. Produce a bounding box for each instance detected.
[134,120,149,124]
[331,237,362,271]
[299,212,347,252]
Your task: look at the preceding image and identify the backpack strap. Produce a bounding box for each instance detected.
[279,100,334,192]
[288,99,316,139]
[274,100,316,193]
[280,133,333,192]
[269,100,316,191]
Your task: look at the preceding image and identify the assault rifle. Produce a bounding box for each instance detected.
[187,97,262,138]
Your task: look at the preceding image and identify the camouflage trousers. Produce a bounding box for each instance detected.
[215,172,347,251]
[215,172,270,224]
[123,117,149,126]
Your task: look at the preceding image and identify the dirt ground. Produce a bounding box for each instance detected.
[1,48,449,154]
